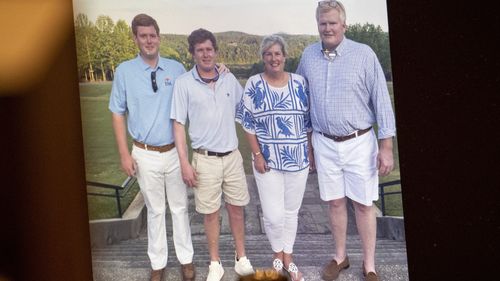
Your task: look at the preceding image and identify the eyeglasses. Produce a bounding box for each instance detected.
[318,0,338,8]
[151,70,158,92]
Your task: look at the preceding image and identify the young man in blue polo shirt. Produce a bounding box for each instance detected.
[109,14,195,281]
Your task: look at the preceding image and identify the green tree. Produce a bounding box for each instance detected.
[159,45,182,62]
[110,20,136,79]
[95,15,115,81]
[74,13,97,82]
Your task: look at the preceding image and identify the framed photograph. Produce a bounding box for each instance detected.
[72,1,407,280]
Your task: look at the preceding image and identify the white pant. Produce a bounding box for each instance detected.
[132,145,194,269]
[253,167,309,254]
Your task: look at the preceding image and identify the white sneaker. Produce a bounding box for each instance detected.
[207,260,224,281]
[234,254,255,276]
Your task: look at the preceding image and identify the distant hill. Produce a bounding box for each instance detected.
[160,31,318,69]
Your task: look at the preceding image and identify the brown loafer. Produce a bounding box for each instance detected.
[181,262,196,281]
[364,271,380,281]
[321,256,350,281]
[362,263,380,281]
[362,262,380,281]
[150,268,164,281]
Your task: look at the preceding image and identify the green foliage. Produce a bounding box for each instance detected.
[74,14,98,81]
[74,14,137,82]
[161,34,192,68]
[110,20,136,76]
[346,23,392,80]
[74,14,392,82]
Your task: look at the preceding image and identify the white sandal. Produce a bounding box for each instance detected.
[284,262,305,281]
[273,258,284,273]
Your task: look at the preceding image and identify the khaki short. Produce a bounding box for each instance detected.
[191,149,250,214]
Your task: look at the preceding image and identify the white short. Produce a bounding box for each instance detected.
[312,129,379,206]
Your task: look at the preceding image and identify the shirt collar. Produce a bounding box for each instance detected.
[191,65,222,84]
[318,35,347,56]
[135,54,164,71]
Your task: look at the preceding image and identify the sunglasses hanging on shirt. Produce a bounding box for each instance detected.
[322,49,338,61]
[321,41,338,62]
[151,70,158,92]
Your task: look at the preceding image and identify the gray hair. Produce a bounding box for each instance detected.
[316,0,346,24]
[259,34,288,58]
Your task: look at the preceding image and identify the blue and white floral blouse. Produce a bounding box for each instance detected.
[236,73,312,172]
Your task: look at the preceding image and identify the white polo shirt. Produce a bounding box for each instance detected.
[170,66,243,152]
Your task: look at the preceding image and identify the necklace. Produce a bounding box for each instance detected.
[196,66,219,83]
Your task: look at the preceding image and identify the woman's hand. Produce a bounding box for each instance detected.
[253,154,268,173]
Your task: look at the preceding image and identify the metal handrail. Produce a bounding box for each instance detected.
[378,179,402,216]
[87,176,137,218]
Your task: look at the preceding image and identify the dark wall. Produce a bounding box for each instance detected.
[0,1,93,281]
[387,0,499,280]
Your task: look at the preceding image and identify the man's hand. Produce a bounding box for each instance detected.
[377,138,394,176]
[308,148,316,173]
[253,155,268,174]
[120,153,136,177]
[180,162,198,188]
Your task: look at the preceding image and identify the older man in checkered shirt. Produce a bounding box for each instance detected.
[297,1,396,281]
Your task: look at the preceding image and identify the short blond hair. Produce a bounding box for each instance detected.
[260,34,288,58]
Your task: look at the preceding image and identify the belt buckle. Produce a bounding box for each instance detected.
[144,144,148,150]
[195,148,207,155]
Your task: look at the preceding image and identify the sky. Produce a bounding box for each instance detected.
[72,0,389,35]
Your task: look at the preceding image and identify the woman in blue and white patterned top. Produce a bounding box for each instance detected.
[236,34,313,281]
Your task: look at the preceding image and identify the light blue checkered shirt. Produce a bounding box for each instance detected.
[296,37,396,139]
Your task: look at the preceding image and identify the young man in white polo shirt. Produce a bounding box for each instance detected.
[171,28,255,281]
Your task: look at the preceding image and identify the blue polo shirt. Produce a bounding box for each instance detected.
[109,55,186,146]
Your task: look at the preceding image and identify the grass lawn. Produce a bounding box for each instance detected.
[80,82,140,219]
[80,81,403,219]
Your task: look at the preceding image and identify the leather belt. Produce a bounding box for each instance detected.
[193,148,233,157]
[133,140,175,153]
[318,127,372,142]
